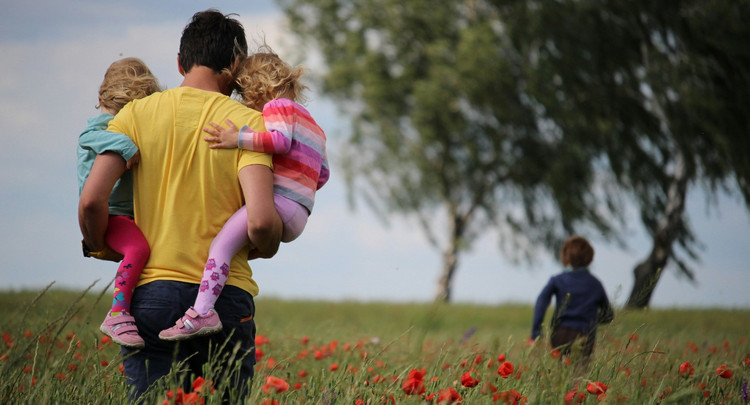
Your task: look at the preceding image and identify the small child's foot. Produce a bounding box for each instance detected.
[159,307,223,341]
[100,312,145,349]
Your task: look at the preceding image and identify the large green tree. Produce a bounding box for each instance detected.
[509,1,750,307]
[279,0,622,302]
[278,0,750,305]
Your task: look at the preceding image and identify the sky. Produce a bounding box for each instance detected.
[1,1,749,310]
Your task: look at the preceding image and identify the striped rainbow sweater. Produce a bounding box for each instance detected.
[238,98,329,213]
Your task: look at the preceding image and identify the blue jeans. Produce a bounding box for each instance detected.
[121,280,256,401]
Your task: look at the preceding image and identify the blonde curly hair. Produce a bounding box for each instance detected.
[232,47,308,111]
[97,57,161,113]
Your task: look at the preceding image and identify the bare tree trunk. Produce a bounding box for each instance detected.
[434,213,464,302]
[626,151,688,308]
[434,244,459,302]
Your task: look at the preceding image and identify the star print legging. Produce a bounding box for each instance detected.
[193,196,309,315]
[105,215,149,316]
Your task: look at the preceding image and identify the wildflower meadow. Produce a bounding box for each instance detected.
[1,283,748,404]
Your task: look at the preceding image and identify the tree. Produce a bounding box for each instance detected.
[278,0,750,306]
[507,1,750,308]
[279,0,622,301]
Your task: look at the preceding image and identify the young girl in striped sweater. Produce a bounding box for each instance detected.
[159,48,329,340]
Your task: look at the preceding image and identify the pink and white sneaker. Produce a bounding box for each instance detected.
[100,312,145,349]
[158,307,223,341]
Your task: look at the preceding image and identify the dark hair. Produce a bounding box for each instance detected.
[179,9,248,74]
[559,236,594,268]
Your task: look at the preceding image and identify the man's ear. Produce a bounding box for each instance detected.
[177,54,185,76]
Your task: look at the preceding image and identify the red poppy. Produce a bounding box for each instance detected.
[181,392,205,405]
[298,369,308,378]
[329,363,339,371]
[716,364,733,379]
[402,368,426,395]
[497,361,514,378]
[550,349,561,359]
[436,387,462,404]
[255,348,264,361]
[460,371,480,388]
[259,400,279,405]
[678,362,694,378]
[262,376,290,394]
[474,354,483,365]
[255,334,270,346]
[586,381,608,395]
[494,389,525,405]
[301,336,310,344]
[192,376,214,394]
[565,389,586,405]
[497,354,506,362]
[481,382,498,394]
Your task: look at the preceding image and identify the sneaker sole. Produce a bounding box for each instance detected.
[158,323,224,342]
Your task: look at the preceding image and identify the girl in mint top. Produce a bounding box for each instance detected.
[77,57,160,348]
[159,48,329,341]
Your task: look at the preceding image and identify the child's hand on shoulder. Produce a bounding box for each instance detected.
[203,119,240,149]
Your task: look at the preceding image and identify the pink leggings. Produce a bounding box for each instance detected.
[105,215,149,315]
[192,196,308,314]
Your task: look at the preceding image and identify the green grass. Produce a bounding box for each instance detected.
[1,287,748,404]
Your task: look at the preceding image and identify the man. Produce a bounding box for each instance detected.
[79,9,282,399]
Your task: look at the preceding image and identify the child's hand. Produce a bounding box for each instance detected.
[126,150,140,170]
[82,240,124,262]
[203,119,240,149]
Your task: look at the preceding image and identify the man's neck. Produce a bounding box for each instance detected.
[180,66,230,94]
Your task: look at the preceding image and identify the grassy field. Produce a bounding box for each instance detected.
[0,286,748,404]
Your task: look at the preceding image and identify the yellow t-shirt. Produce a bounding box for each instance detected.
[108,87,271,295]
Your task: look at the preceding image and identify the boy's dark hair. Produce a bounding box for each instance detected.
[179,9,248,74]
[560,236,594,268]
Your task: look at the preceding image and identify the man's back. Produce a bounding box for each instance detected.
[108,86,270,294]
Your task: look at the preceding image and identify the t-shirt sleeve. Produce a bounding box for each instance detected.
[237,149,273,172]
[79,128,138,161]
[107,104,135,145]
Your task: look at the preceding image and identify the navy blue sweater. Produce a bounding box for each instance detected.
[531,268,613,340]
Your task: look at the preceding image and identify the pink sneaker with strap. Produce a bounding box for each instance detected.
[100,312,145,349]
[159,307,223,341]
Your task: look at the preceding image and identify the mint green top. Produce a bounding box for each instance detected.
[76,113,138,217]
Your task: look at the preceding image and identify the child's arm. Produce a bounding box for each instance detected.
[79,128,139,168]
[203,119,293,154]
[530,280,555,340]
